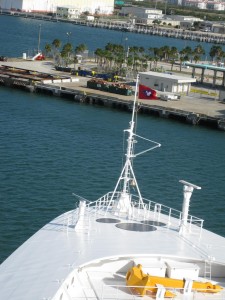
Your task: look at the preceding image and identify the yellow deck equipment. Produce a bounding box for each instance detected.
[126,264,223,298]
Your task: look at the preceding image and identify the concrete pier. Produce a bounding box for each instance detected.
[1,10,225,45]
[1,60,225,131]
[34,81,225,130]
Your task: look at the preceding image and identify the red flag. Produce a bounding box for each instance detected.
[139,84,158,100]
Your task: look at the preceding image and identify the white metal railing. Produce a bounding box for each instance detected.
[64,283,225,300]
[68,192,204,235]
[99,284,225,300]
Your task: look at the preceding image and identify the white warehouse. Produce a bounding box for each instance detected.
[0,0,114,15]
[139,71,196,94]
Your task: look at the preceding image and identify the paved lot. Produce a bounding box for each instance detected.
[1,60,225,119]
[1,60,59,75]
[57,80,225,118]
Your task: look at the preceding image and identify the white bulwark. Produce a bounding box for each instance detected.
[139,71,196,94]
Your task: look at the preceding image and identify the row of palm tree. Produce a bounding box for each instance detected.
[94,43,225,75]
[44,39,225,74]
[44,39,87,67]
[94,43,205,74]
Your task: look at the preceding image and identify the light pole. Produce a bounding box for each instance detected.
[124,37,128,62]
[66,32,71,43]
[37,24,41,53]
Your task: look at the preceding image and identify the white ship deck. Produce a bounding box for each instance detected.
[68,270,225,300]
[0,194,225,300]
[1,76,224,300]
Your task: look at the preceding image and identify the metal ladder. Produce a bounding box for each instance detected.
[204,260,212,280]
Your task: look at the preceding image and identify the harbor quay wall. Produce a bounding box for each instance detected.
[36,83,223,130]
[1,10,225,45]
[0,77,225,130]
[0,69,225,131]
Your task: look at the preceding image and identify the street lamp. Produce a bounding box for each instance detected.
[66,32,71,43]
[124,37,128,59]
[37,24,41,53]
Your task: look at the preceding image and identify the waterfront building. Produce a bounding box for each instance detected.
[139,71,196,94]
[169,15,202,29]
[56,6,80,19]
[213,22,225,34]
[168,0,225,10]
[120,6,164,25]
[167,0,183,5]
[0,0,114,15]
[185,0,207,9]
[207,1,225,10]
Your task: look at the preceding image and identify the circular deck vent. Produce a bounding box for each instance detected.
[115,222,157,232]
[96,218,121,223]
[141,220,166,227]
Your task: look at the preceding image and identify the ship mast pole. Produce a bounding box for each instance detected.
[105,75,160,215]
[122,76,139,194]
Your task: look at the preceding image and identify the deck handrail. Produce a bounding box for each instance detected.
[82,191,204,234]
[99,283,225,300]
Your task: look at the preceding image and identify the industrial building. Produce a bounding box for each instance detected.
[167,0,225,10]
[139,71,196,94]
[120,6,164,25]
[56,6,80,19]
[0,0,114,15]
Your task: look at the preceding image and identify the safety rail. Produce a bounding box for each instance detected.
[62,283,225,300]
[99,284,225,300]
[69,192,204,235]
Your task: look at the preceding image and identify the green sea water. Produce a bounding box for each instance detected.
[0,15,225,264]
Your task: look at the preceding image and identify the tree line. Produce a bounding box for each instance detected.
[93,43,224,75]
[44,39,87,67]
[44,39,225,75]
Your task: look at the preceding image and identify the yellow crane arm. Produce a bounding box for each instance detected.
[126,264,223,297]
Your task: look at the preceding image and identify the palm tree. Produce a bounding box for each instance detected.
[148,56,155,71]
[52,39,61,50]
[52,39,61,62]
[114,53,124,75]
[209,45,223,63]
[183,46,193,59]
[94,48,105,69]
[44,43,52,57]
[160,45,170,62]
[127,46,146,72]
[75,43,87,55]
[100,50,113,71]
[179,46,193,71]
[61,43,73,66]
[194,44,205,62]
[105,42,114,52]
[151,47,162,68]
[179,49,189,71]
[168,47,178,70]
[193,54,201,64]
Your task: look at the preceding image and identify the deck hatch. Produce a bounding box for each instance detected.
[96,218,121,223]
[115,222,157,232]
[141,220,166,227]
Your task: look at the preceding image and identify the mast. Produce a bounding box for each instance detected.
[106,75,161,217]
[121,77,139,195]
